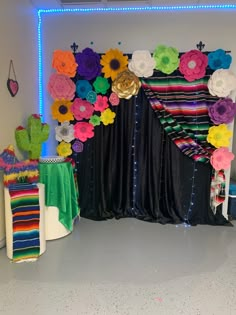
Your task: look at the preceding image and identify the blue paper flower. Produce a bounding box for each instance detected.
[76,80,92,99]
[86,90,97,104]
[208,49,232,70]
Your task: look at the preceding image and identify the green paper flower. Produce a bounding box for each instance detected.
[89,114,101,126]
[93,76,110,94]
[153,45,180,74]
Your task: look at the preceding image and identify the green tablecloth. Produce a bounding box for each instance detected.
[39,162,79,231]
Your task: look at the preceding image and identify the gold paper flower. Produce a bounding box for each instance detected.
[207,124,232,148]
[56,141,72,157]
[51,99,74,123]
[52,50,78,78]
[112,70,141,99]
[100,48,128,81]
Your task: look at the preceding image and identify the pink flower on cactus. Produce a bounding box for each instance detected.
[109,92,120,106]
[74,122,94,142]
[210,147,234,171]
[71,98,94,121]
[179,50,208,82]
[94,95,109,112]
[47,73,76,100]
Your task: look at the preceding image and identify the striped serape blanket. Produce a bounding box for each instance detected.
[9,183,40,262]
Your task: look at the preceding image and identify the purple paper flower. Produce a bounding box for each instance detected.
[72,140,84,153]
[208,98,236,125]
[76,48,101,80]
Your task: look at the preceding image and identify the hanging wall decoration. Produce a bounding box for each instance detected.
[7,60,19,97]
[47,42,236,212]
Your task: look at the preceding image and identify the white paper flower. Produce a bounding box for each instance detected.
[55,121,75,143]
[128,50,156,78]
[207,69,236,97]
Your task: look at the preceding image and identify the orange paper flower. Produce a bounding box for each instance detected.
[52,50,78,78]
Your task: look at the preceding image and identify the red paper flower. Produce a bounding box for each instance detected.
[210,147,234,171]
[179,50,208,82]
[47,73,76,100]
[74,122,94,142]
[94,95,109,112]
[71,98,94,121]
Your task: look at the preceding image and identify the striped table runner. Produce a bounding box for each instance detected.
[9,183,40,262]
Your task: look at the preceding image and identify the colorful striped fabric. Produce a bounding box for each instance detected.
[9,183,40,262]
[141,71,226,209]
[141,72,218,163]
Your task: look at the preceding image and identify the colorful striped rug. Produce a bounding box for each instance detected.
[9,183,40,262]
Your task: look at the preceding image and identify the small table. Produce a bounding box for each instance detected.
[39,161,79,240]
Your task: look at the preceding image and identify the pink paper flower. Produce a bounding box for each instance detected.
[109,92,120,106]
[47,73,76,100]
[179,50,208,82]
[74,122,94,142]
[94,95,109,112]
[210,147,234,171]
[71,98,94,121]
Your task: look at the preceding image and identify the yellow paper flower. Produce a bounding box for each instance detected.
[100,48,128,81]
[207,124,232,148]
[112,70,141,99]
[52,50,78,78]
[56,141,72,157]
[100,108,116,126]
[51,99,73,123]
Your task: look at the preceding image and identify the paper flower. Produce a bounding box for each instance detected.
[109,92,120,106]
[47,73,76,100]
[75,48,102,80]
[94,95,109,112]
[89,115,101,126]
[74,122,94,142]
[51,100,74,123]
[128,50,156,78]
[86,91,97,104]
[56,141,72,157]
[207,124,232,148]
[210,147,234,171]
[55,121,75,143]
[72,140,84,153]
[76,80,92,99]
[153,45,179,74]
[71,98,94,121]
[208,98,236,125]
[100,48,128,81]
[52,50,78,77]
[208,49,232,70]
[112,70,141,99]
[179,50,208,82]
[100,108,116,125]
[93,76,110,95]
[207,69,236,97]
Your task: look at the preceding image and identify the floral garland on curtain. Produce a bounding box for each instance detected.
[47,45,236,209]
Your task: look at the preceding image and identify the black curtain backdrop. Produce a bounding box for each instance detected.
[76,88,229,225]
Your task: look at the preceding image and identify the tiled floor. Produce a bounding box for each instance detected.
[0,218,236,315]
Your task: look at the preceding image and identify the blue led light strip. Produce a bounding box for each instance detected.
[38,11,43,119]
[38,4,236,15]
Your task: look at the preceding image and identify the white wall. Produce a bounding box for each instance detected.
[0,0,38,159]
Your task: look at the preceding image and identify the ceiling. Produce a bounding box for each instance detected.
[31,0,236,10]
